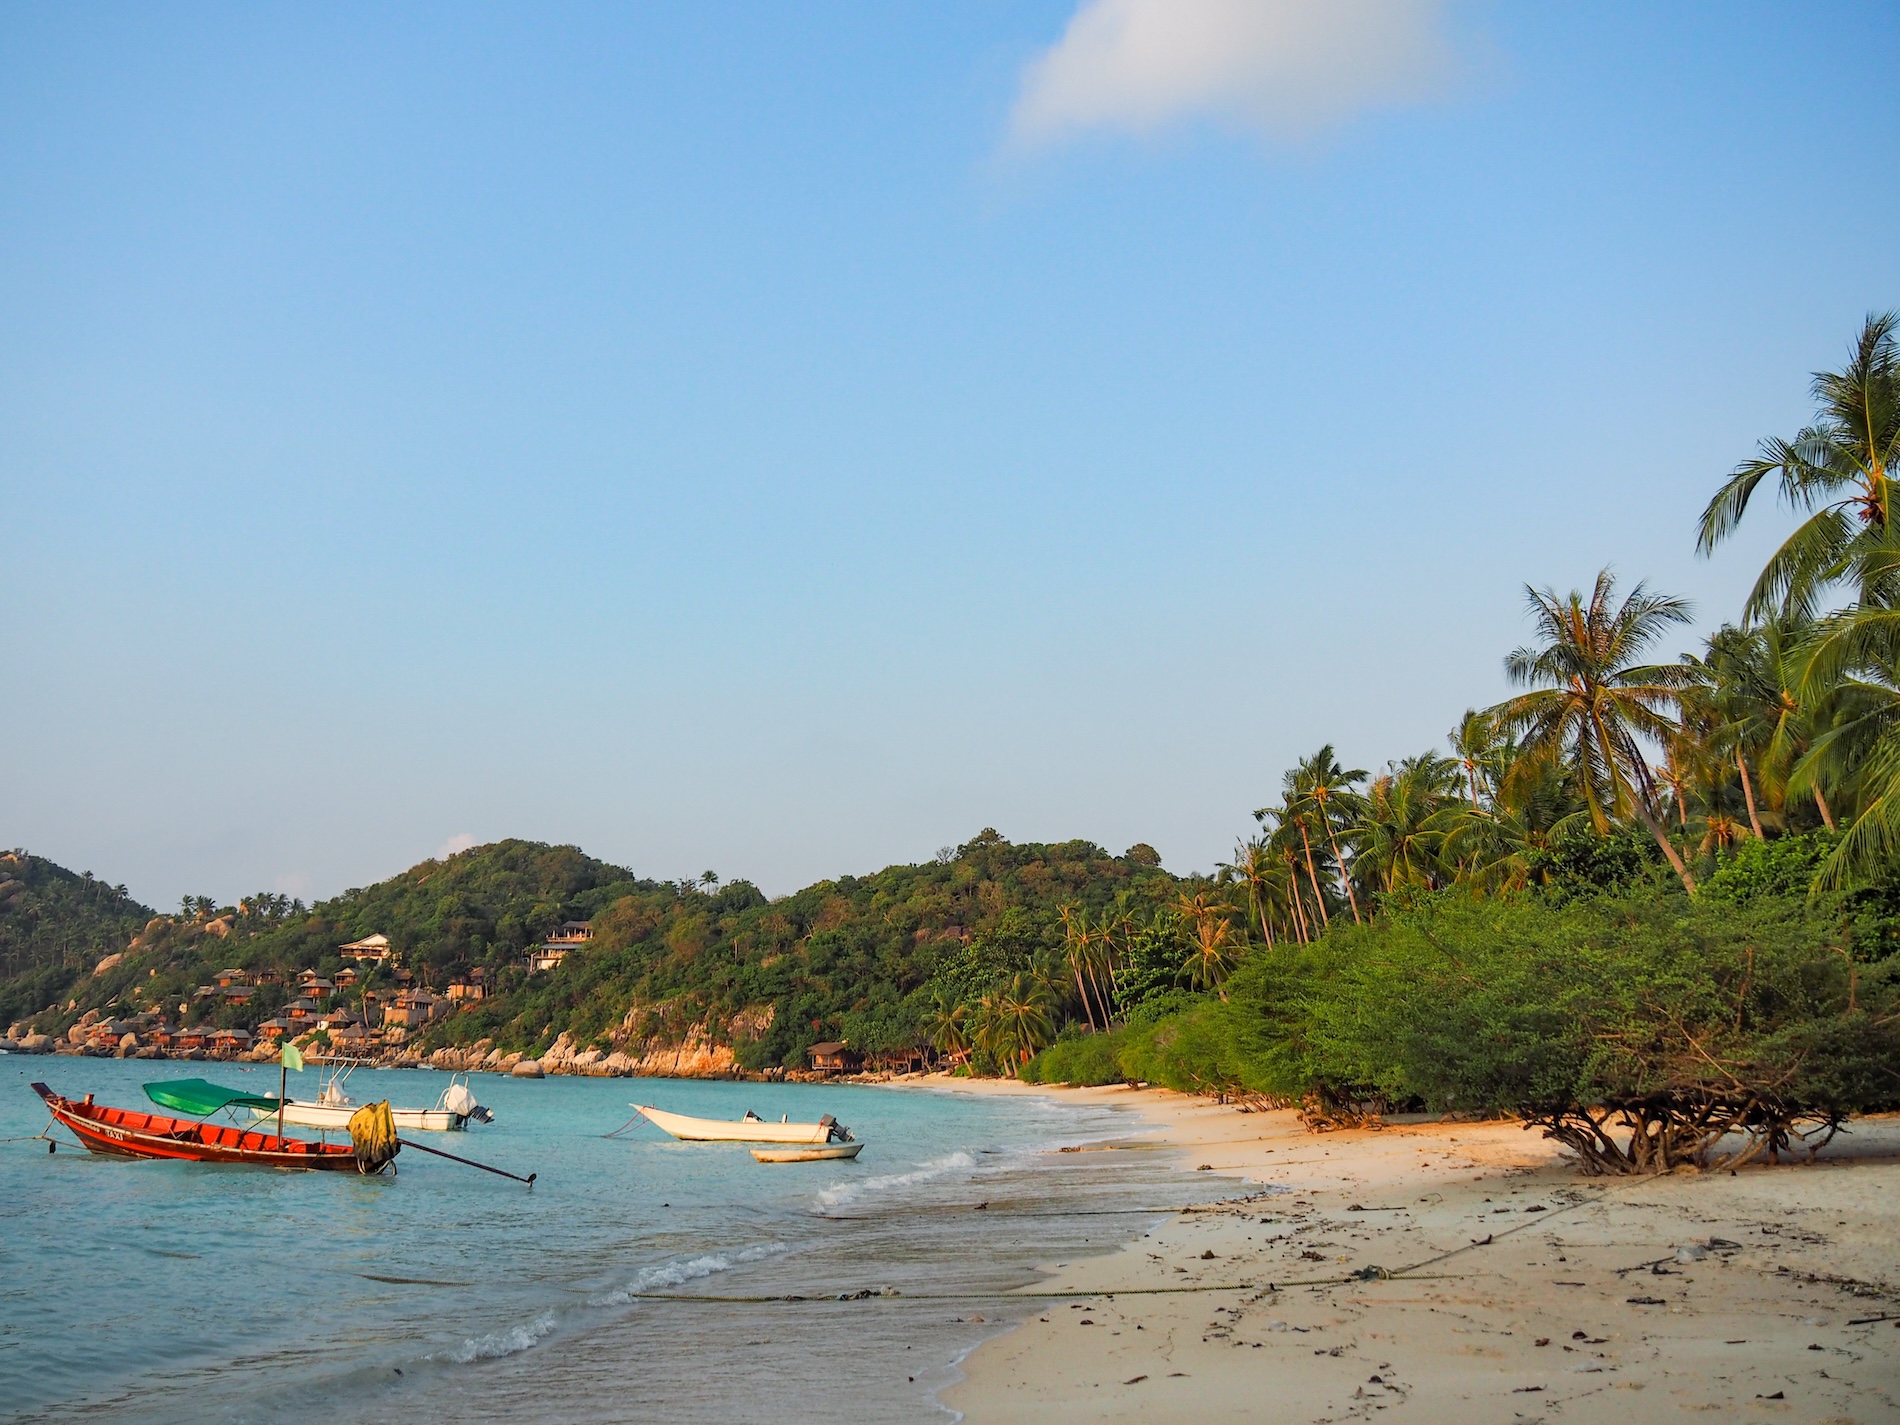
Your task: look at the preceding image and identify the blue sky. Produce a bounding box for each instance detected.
[4,1,1897,908]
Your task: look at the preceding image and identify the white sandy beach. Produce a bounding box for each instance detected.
[902,1078,1900,1423]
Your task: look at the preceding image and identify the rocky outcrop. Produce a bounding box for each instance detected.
[93,952,125,977]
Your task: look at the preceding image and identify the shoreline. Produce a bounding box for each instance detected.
[899,1075,1900,1422]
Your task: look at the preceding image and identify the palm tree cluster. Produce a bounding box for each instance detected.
[953,313,1900,1075]
[1212,313,1900,919]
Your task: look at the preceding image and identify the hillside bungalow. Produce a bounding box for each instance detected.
[173,1027,213,1053]
[528,921,592,973]
[333,967,360,988]
[382,990,450,1029]
[447,979,485,1002]
[209,1028,252,1056]
[338,933,393,965]
[299,977,335,999]
[329,1023,375,1050]
[218,984,256,1005]
[283,997,320,1024]
[255,1018,289,1041]
[808,1042,862,1075]
[214,968,249,988]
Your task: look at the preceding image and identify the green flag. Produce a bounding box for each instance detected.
[281,1041,305,1072]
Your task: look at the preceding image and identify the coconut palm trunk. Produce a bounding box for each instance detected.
[1814,785,1837,832]
[1735,752,1764,839]
[1321,818,1362,924]
[1294,819,1330,928]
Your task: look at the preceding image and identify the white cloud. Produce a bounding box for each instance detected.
[1011,0,1458,146]
[436,833,477,859]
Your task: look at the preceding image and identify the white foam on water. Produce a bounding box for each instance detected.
[814,1150,976,1210]
[595,1242,789,1306]
[443,1310,557,1364]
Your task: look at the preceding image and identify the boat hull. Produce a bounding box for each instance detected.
[243,1102,466,1132]
[634,1105,837,1144]
[750,1142,864,1162]
[32,1083,369,1171]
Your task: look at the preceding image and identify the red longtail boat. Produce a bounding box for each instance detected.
[31,1081,383,1172]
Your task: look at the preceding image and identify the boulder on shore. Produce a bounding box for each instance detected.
[510,1058,545,1079]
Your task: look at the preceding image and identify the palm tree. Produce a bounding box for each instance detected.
[921,986,970,1064]
[1290,746,1368,924]
[1693,617,1844,835]
[1218,836,1284,948]
[1174,889,1239,995]
[1057,904,1100,1030]
[1353,754,1460,896]
[1794,528,1900,886]
[1442,758,1587,892]
[976,973,1054,1074]
[1487,569,1700,892]
[1698,312,1900,622]
[1448,709,1504,810]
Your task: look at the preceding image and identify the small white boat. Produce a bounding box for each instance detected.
[634,1104,852,1145]
[751,1142,864,1163]
[246,1065,492,1133]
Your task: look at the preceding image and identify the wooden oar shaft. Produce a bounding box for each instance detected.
[396,1135,536,1185]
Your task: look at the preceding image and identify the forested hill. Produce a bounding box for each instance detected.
[0,850,155,1024]
[0,832,1179,1064]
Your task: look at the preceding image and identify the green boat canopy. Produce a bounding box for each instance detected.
[143,1078,280,1117]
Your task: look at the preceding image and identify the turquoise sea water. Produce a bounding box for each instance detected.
[0,1059,1199,1423]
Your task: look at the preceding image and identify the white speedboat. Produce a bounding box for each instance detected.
[248,1065,492,1133]
[634,1104,852,1144]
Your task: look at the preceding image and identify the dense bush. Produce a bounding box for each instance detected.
[1021,1027,1125,1086]
[1117,885,1900,1172]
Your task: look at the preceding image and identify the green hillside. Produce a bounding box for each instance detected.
[0,832,1180,1064]
[0,850,155,1029]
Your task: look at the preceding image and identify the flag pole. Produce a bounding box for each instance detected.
[277,1057,287,1142]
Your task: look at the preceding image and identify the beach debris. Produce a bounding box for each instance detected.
[1197,1163,1213,1171]
[1200,1250,1216,1259]
[1756,1392,1785,1400]
[1350,1266,1392,1281]
[1470,1234,1493,1246]
[1122,1375,1147,1384]
[1626,1296,1666,1305]
[1534,1338,1550,1347]
[1674,1244,1708,1263]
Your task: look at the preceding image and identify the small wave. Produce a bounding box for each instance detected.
[595,1242,788,1306]
[443,1310,557,1364]
[815,1150,976,1210]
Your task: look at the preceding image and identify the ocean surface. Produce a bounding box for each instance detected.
[0,1059,1203,1423]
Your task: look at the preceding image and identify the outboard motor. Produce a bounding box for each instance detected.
[443,1079,492,1124]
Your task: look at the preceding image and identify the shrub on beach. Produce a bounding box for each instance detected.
[1021,1028,1125,1086]
[1113,888,1900,1172]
